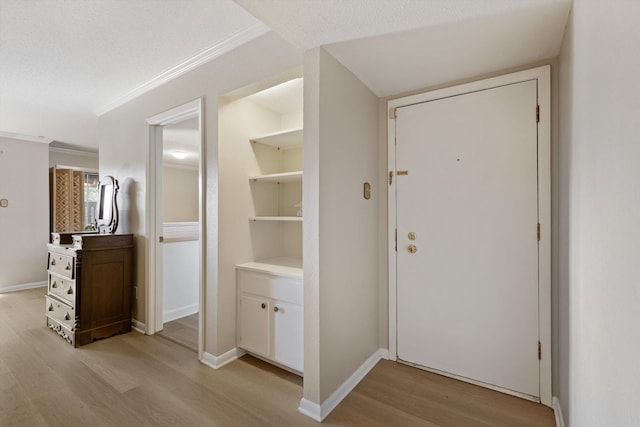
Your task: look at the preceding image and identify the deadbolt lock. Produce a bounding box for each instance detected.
[408,232,416,241]
[408,244,417,254]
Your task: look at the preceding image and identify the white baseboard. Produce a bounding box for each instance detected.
[201,348,246,370]
[298,348,385,422]
[0,281,47,294]
[132,319,146,334]
[553,396,565,427]
[298,399,322,422]
[163,304,198,323]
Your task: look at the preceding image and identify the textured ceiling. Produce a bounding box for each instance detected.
[325,0,571,97]
[234,0,569,51]
[0,0,571,148]
[0,0,267,147]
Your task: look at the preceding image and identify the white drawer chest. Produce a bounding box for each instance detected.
[236,258,303,373]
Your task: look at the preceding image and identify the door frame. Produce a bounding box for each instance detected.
[146,98,205,358]
[387,66,551,406]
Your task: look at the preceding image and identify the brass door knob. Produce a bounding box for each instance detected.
[408,244,417,253]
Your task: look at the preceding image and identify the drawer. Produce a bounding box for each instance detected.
[238,270,303,305]
[48,273,76,306]
[46,317,75,346]
[45,295,76,331]
[48,252,74,279]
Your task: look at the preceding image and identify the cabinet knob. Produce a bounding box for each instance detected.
[48,304,54,312]
[51,281,57,288]
[65,263,71,270]
[261,303,266,309]
[51,258,56,266]
[67,287,73,295]
[273,306,280,312]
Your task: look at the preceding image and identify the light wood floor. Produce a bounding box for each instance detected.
[0,287,555,426]
[158,313,199,352]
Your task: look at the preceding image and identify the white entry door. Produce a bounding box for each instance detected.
[395,80,540,399]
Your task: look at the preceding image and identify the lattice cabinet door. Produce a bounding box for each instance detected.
[50,167,85,232]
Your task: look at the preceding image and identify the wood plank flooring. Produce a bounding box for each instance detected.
[158,313,199,352]
[0,287,555,426]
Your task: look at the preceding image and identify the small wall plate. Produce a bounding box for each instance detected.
[363,182,371,200]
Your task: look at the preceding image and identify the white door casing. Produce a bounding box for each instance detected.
[388,66,551,405]
[146,98,205,358]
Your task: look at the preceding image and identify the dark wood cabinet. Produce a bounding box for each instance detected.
[46,233,134,347]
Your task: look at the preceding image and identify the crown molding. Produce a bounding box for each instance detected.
[0,131,53,144]
[50,146,99,158]
[94,23,269,116]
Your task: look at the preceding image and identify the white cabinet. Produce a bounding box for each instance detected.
[237,260,303,373]
[239,294,271,356]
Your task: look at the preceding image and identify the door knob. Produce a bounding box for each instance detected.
[408,244,417,254]
[274,306,280,312]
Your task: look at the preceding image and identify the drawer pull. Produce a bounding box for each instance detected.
[261,303,266,309]
[48,304,54,312]
[65,263,71,270]
[273,306,280,313]
[67,287,73,295]
[51,258,56,266]
[64,313,71,321]
[52,281,58,288]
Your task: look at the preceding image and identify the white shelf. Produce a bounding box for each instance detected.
[250,128,303,149]
[236,257,302,278]
[249,216,302,222]
[249,171,302,183]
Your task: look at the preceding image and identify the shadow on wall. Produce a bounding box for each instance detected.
[118,177,138,234]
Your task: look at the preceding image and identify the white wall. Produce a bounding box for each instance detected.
[163,165,199,222]
[0,138,49,290]
[558,1,640,425]
[303,48,379,405]
[98,31,301,356]
[162,239,199,322]
[49,147,98,170]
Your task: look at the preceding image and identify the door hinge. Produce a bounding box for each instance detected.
[389,171,394,186]
[536,105,540,123]
[538,341,542,360]
[537,223,541,241]
[395,228,397,252]
[390,107,398,119]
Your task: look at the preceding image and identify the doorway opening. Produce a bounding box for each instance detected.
[146,99,205,357]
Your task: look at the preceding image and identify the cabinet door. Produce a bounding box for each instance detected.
[272,301,303,372]
[239,295,270,356]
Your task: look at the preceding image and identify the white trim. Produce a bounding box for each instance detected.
[146,98,203,337]
[297,399,322,422]
[54,165,99,173]
[200,348,246,370]
[553,397,565,427]
[50,147,98,158]
[132,319,147,334]
[94,23,269,116]
[146,98,206,361]
[0,281,46,293]
[163,304,198,323]
[0,131,52,144]
[298,348,385,422]
[387,66,552,406]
